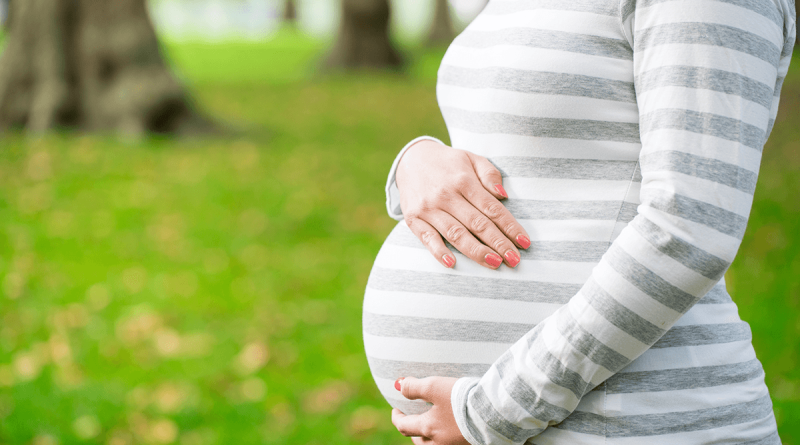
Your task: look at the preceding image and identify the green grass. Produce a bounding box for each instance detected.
[0,32,798,444]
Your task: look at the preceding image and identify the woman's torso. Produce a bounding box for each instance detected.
[363,1,779,443]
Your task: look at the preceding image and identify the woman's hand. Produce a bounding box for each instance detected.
[396,140,530,269]
[391,377,470,445]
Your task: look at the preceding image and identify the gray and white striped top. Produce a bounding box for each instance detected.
[365,0,796,444]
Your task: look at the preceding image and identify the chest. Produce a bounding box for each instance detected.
[436,0,638,149]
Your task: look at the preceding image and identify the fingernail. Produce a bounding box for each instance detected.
[494,184,508,198]
[485,253,503,268]
[504,251,520,267]
[516,235,531,249]
[394,378,404,391]
[442,254,455,268]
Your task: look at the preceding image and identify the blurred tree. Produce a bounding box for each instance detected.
[427,0,454,46]
[1,0,8,30]
[283,0,296,23]
[0,0,204,135]
[325,0,402,69]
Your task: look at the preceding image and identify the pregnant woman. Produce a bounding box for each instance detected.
[363,0,795,444]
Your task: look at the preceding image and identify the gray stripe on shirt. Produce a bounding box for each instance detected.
[697,284,733,304]
[606,358,764,393]
[504,199,628,220]
[499,330,576,420]
[631,217,731,280]
[444,107,641,142]
[471,386,538,442]
[500,342,590,399]
[491,156,638,180]
[367,267,581,303]
[557,308,631,372]
[652,322,752,349]
[439,66,637,103]
[366,356,490,379]
[635,22,781,67]
[555,395,774,436]
[583,278,666,345]
[454,28,633,60]
[606,246,698,313]
[640,150,759,194]
[636,65,774,110]
[643,188,749,238]
[640,108,766,151]
[363,312,532,343]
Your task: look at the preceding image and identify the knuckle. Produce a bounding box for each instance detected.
[468,243,484,259]
[446,226,467,243]
[483,202,506,220]
[480,166,501,180]
[421,423,434,438]
[418,195,442,214]
[420,230,436,246]
[401,381,414,397]
[452,173,474,191]
[489,237,507,253]
[470,214,491,233]
[502,221,518,235]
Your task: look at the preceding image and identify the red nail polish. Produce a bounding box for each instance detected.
[504,251,520,267]
[442,254,455,268]
[485,253,503,268]
[394,378,403,391]
[517,235,531,249]
[494,184,508,198]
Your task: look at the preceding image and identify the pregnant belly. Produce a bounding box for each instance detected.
[363,220,605,414]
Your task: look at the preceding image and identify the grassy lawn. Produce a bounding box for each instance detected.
[0,31,798,444]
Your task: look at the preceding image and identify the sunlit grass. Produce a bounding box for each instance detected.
[0,32,798,444]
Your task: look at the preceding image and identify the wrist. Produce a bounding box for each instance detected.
[385,136,445,221]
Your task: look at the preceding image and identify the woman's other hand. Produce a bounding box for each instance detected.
[391,377,470,445]
[396,140,530,269]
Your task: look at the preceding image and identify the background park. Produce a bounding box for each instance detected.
[0,0,797,444]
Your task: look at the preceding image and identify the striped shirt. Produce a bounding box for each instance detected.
[365,0,796,444]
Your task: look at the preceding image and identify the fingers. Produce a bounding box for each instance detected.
[392,408,430,439]
[406,216,457,268]
[460,184,531,252]
[446,202,522,267]
[468,152,507,200]
[397,377,451,404]
[465,153,531,251]
[425,211,504,269]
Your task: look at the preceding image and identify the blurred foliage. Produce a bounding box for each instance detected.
[0,31,444,445]
[0,29,797,445]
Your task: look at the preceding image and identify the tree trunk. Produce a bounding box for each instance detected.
[1,0,9,30]
[427,0,454,46]
[283,0,296,23]
[0,0,203,135]
[324,0,402,69]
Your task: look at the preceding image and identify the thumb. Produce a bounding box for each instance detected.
[468,152,507,199]
[398,377,432,402]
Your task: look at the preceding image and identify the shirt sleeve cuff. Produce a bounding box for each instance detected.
[385,136,445,221]
[451,376,484,445]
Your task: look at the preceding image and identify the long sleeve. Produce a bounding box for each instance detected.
[451,1,796,444]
